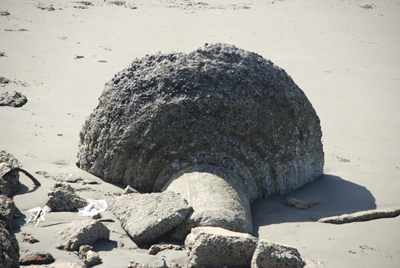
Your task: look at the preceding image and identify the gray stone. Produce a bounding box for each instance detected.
[318,207,400,224]
[109,191,192,246]
[58,219,110,251]
[185,227,258,268]
[78,245,93,258]
[46,183,88,212]
[83,250,102,267]
[163,164,253,242]
[0,91,27,107]
[77,43,324,202]
[21,233,40,243]
[0,195,19,268]
[251,239,303,268]
[123,185,139,194]
[147,244,183,255]
[283,196,320,209]
[0,150,21,197]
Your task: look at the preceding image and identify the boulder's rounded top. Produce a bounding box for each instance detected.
[77,43,324,201]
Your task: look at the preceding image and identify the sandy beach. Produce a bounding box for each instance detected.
[1,0,400,267]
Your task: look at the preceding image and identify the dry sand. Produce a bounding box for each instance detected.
[1,0,400,267]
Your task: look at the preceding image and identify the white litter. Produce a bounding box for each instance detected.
[27,206,51,227]
[78,199,107,216]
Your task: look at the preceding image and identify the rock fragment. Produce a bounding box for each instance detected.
[82,250,102,267]
[19,251,55,265]
[57,219,110,251]
[109,191,192,246]
[147,244,183,255]
[46,183,88,212]
[0,91,28,107]
[251,239,303,268]
[318,207,400,224]
[21,233,40,244]
[185,227,258,268]
[0,150,22,197]
[0,195,19,268]
[283,196,320,209]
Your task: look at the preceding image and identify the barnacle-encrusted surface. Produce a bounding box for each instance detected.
[77,43,323,201]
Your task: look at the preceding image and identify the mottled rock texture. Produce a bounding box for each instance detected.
[77,43,324,201]
[185,227,258,268]
[251,239,303,268]
[0,195,19,268]
[19,251,55,265]
[0,150,21,197]
[58,219,110,251]
[147,244,183,255]
[46,183,88,212]
[0,91,27,107]
[109,191,192,246]
[163,164,252,241]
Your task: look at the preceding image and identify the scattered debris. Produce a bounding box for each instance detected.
[147,244,183,255]
[0,11,10,16]
[77,199,107,216]
[26,206,51,227]
[360,4,374,9]
[36,4,56,11]
[75,55,85,59]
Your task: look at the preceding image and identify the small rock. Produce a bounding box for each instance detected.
[251,239,303,268]
[58,219,110,251]
[21,232,39,243]
[123,185,139,194]
[19,251,55,265]
[83,250,102,267]
[147,244,183,255]
[283,196,320,209]
[91,213,102,219]
[0,91,28,107]
[78,245,93,258]
[185,227,258,268]
[46,183,88,211]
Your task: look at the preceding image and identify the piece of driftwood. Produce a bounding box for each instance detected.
[0,167,41,186]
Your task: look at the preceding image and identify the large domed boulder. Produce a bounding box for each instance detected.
[77,43,323,202]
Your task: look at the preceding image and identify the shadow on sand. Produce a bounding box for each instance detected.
[251,174,376,236]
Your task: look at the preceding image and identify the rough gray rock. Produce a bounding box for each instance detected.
[283,196,320,209]
[147,244,183,255]
[0,150,22,197]
[77,43,324,201]
[318,207,400,224]
[82,250,102,267]
[46,183,88,212]
[251,239,303,268]
[185,227,258,268]
[109,191,192,246]
[163,164,253,241]
[0,91,27,107]
[0,195,19,268]
[57,219,110,251]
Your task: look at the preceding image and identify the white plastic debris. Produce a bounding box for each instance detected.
[27,206,51,227]
[78,199,107,216]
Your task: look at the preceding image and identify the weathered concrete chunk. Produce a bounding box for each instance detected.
[46,183,88,212]
[318,207,400,224]
[19,251,55,265]
[0,91,27,107]
[185,227,258,268]
[283,196,320,210]
[77,43,324,201]
[251,239,303,268]
[58,219,110,251]
[163,164,253,241]
[109,191,192,246]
